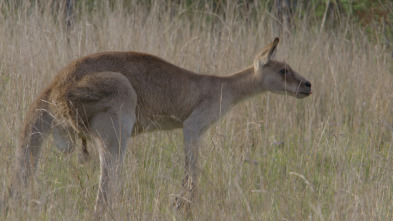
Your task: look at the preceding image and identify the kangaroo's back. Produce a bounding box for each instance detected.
[48,52,213,133]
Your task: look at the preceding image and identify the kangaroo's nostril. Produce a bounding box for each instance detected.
[304,81,311,87]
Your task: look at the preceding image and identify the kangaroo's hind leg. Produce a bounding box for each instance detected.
[67,71,137,212]
[52,120,92,164]
[52,125,91,164]
[91,108,135,212]
[52,125,76,154]
[77,137,90,164]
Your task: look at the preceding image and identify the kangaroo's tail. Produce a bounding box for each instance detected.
[12,90,54,190]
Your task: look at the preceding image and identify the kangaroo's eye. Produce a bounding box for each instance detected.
[280,68,287,74]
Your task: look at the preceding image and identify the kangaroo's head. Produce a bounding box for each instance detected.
[254,38,312,99]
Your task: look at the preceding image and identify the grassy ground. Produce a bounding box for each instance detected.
[1,1,392,220]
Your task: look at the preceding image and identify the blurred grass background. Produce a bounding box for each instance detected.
[0,0,392,220]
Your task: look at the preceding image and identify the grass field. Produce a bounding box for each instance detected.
[1,1,392,220]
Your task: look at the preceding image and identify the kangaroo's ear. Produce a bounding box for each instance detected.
[254,38,279,71]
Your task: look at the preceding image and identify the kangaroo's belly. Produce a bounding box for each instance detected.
[132,114,183,135]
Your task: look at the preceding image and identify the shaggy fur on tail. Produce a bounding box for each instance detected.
[12,88,54,195]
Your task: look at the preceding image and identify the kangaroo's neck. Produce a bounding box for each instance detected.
[223,67,264,104]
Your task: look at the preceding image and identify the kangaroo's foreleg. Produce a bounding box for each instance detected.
[177,99,229,212]
[178,126,201,212]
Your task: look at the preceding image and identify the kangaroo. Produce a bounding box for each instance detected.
[12,38,311,212]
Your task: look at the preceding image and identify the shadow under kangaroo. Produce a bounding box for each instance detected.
[11,38,311,213]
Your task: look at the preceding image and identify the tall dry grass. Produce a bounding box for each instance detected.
[1,1,392,220]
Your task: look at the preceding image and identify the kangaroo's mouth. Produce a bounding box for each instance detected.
[296,91,312,99]
[271,88,312,99]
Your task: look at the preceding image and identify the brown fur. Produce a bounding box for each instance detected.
[12,38,311,212]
